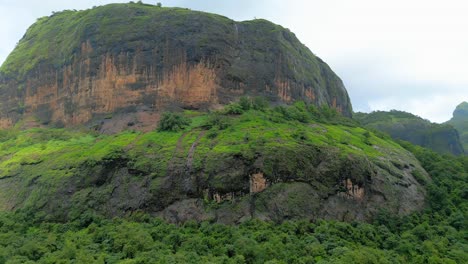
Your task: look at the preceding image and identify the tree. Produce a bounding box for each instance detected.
[158,112,191,132]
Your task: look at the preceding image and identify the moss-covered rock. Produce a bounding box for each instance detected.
[0,109,428,223]
[0,3,351,130]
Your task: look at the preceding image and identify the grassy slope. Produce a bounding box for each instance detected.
[0,109,397,181]
[0,130,465,263]
[0,103,407,216]
[0,104,465,263]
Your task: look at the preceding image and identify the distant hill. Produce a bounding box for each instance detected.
[355,110,465,156]
[446,102,468,151]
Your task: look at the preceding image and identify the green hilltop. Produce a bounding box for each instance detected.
[354,110,465,156]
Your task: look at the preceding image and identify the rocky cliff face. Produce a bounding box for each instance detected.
[0,3,352,130]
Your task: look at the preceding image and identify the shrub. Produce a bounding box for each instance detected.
[274,105,309,123]
[239,96,252,111]
[224,103,244,115]
[319,105,339,119]
[205,113,231,130]
[252,97,269,111]
[157,112,191,132]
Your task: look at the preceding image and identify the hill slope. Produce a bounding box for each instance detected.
[0,104,428,223]
[355,110,465,156]
[446,102,468,151]
[0,3,351,131]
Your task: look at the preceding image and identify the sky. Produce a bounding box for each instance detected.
[0,0,467,123]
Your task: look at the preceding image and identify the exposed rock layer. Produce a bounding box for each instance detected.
[0,4,352,130]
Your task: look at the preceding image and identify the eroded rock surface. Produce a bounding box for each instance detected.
[0,4,352,130]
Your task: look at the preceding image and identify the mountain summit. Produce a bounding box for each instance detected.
[0,3,429,225]
[453,101,468,118]
[0,3,351,131]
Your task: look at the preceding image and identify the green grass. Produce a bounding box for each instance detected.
[0,103,423,225]
[0,107,403,183]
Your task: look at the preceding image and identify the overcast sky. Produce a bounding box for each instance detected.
[0,0,467,123]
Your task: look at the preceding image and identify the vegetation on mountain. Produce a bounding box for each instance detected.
[0,3,465,263]
[0,137,465,263]
[157,112,191,132]
[0,102,427,225]
[354,110,465,156]
[446,102,468,151]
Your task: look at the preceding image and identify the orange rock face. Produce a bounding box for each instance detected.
[250,172,268,194]
[340,178,365,200]
[0,45,218,130]
[0,5,354,130]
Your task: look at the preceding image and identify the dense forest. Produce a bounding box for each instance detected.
[0,101,466,264]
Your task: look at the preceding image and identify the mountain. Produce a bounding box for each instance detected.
[0,3,429,224]
[0,3,465,263]
[446,102,468,151]
[355,110,465,156]
[0,3,351,132]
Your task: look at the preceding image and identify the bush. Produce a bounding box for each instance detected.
[224,103,244,115]
[252,97,269,111]
[239,96,252,111]
[205,113,231,130]
[274,105,309,123]
[157,112,191,132]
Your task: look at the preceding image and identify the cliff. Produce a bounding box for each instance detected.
[446,102,468,151]
[355,110,465,156]
[0,3,352,130]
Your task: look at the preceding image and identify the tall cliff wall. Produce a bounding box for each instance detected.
[0,3,352,130]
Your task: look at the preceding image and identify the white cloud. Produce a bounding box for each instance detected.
[368,91,467,123]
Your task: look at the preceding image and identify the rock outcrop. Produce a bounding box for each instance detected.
[446,102,468,151]
[0,3,352,130]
